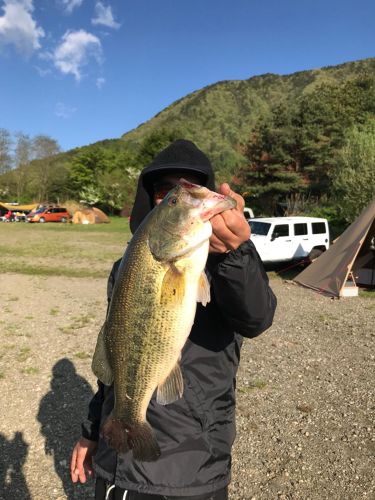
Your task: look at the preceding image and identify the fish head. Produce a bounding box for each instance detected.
[148,179,236,261]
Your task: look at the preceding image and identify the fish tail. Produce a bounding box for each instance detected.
[101,417,129,454]
[128,421,161,462]
[101,417,161,461]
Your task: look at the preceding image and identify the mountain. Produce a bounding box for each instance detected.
[31,57,375,179]
[118,57,375,180]
[1,57,374,213]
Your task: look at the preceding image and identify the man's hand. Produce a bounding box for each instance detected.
[70,437,98,484]
[209,183,251,254]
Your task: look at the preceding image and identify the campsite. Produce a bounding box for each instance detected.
[1,0,374,497]
[0,220,374,499]
[294,200,375,297]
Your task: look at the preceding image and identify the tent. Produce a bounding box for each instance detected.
[72,207,110,224]
[294,200,375,297]
[0,202,38,213]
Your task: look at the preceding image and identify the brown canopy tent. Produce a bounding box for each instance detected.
[72,207,110,224]
[294,200,375,297]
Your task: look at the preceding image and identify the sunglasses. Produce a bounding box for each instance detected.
[153,182,177,200]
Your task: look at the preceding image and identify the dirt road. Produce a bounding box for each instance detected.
[0,274,374,499]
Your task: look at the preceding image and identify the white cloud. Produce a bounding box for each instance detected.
[34,64,51,77]
[0,0,44,56]
[92,2,120,29]
[96,76,105,89]
[53,29,102,81]
[55,101,77,119]
[60,0,83,14]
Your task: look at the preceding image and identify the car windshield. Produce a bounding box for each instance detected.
[34,208,46,214]
[249,221,271,236]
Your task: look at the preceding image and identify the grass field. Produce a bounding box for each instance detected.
[1,218,373,294]
[0,218,131,278]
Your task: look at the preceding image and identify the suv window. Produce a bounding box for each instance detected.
[249,221,271,236]
[294,223,308,236]
[272,224,289,238]
[312,222,326,234]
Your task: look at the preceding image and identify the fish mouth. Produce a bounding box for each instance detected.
[177,178,237,220]
[200,193,236,221]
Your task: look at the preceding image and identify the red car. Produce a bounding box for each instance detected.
[27,207,70,223]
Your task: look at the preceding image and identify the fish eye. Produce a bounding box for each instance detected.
[168,197,178,206]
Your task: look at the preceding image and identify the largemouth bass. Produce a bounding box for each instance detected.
[92,179,236,461]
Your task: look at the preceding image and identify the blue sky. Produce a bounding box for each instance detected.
[0,0,374,152]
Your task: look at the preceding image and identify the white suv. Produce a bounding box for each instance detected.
[249,217,330,263]
[243,207,255,220]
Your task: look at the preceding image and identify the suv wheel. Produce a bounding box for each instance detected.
[308,248,323,262]
[39,217,46,223]
[61,217,67,223]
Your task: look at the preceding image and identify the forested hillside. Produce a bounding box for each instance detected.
[1,57,374,222]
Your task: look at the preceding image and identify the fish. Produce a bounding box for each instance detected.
[91,179,236,461]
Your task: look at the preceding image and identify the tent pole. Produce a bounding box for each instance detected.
[370,236,375,287]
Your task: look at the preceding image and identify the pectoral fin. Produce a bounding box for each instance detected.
[92,323,114,385]
[160,265,185,305]
[156,362,184,405]
[197,271,210,306]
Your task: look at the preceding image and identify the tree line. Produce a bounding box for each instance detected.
[0,131,61,203]
[0,128,184,214]
[235,76,375,223]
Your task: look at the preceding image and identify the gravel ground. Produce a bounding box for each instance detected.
[0,274,374,500]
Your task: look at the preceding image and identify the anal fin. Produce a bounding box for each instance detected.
[157,362,184,405]
[197,271,210,306]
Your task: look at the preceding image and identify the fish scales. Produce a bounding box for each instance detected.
[106,226,192,424]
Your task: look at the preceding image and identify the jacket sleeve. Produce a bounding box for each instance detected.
[81,380,105,441]
[206,239,277,338]
[81,259,121,441]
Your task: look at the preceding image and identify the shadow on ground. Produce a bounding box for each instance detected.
[264,260,308,280]
[0,431,31,499]
[37,358,95,499]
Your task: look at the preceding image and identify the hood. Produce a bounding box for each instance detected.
[130,139,216,233]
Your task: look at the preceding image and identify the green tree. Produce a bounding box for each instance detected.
[14,133,32,201]
[0,128,12,174]
[69,147,108,195]
[237,75,375,210]
[136,128,183,167]
[31,135,61,201]
[237,109,306,213]
[97,166,139,214]
[69,146,139,211]
[296,76,375,193]
[331,119,375,221]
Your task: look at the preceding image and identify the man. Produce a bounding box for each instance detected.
[71,140,277,500]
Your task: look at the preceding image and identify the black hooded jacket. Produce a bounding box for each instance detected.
[81,140,277,497]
